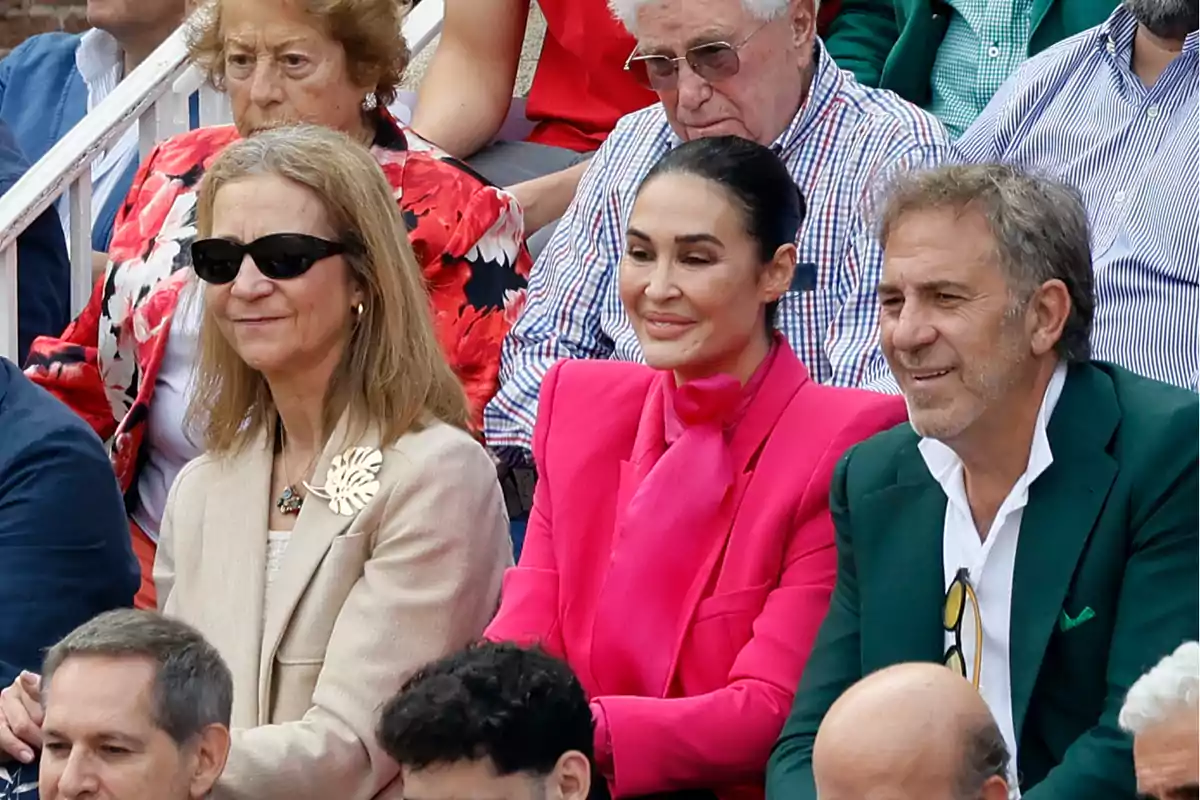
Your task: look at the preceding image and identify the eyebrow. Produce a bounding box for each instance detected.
[225,35,312,50]
[876,279,973,295]
[639,27,733,55]
[626,227,724,247]
[686,28,737,49]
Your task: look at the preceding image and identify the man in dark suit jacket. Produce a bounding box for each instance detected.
[0,357,136,688]
[767,164,1198,799]
[0,357,135,798]
[0,120,70,363]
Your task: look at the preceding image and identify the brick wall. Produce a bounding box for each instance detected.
[0,1,88,59]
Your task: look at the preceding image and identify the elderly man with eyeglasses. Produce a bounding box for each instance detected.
[482,0,955,546]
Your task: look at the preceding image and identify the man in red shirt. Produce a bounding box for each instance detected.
[410,0,657,256]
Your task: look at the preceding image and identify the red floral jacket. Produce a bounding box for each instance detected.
[24,112,531,494]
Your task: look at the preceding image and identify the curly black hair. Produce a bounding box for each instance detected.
[376,642,595,775]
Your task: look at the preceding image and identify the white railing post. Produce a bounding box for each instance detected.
[403,0,445,54]
[1,243,16,360]
[67,175,93,317]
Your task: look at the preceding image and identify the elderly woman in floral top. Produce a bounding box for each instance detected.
[25,0,530,609]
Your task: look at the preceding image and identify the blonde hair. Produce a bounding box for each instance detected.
[189,124,470,453]
[188,0,410,108]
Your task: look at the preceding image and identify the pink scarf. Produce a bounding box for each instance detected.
[590,343,778,697]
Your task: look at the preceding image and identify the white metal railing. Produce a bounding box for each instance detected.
[0,0,446,361]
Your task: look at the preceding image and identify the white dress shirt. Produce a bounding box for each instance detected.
[919,362,1068,794]
[56,28,140,241]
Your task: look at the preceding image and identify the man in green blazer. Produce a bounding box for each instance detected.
[766,163,1199,799]
[823,0,1116,134]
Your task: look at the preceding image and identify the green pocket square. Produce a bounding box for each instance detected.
[1059,607,1096,632]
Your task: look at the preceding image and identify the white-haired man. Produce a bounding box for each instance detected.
[483,0,955,535]
[1120,641,1200,800]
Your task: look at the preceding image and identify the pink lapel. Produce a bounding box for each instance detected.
[591,346,810,698]
[611,380,669,549]
[656,344,810,688]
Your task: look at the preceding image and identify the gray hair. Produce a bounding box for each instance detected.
[43,610,233,746]
[957,715,1010,799]
[607,0,792,32]
[879,163,1096,363]
[1119,641,1200,735]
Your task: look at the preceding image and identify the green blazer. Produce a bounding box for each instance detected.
[823,0,1118,106]
[767,362,1199,799]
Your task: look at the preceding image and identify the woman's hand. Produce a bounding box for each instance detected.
[0,671,43,763]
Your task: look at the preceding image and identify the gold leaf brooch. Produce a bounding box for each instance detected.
[304,446,383,516]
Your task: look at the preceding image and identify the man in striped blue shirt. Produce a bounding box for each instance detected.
[959,0,1197,391]
[484,0,954,477]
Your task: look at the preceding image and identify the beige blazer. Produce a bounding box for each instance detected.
[154,412,511,800]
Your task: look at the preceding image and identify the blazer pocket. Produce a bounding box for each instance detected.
[682,583,773,690]
[278,531,373,663]
[692,582,773,623]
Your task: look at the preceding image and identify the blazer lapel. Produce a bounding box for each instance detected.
[1030,0,1055,39]
[858,447,948,667]
[659,345,808,684]
[1010,364,1119,739]
[199,428,272,729]
[613,381,669,547]
[258,411,375,713]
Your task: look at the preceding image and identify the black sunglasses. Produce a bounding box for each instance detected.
[191,233,361,285]
[623,20,771,91]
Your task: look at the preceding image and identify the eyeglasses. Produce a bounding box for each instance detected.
[943,567,982,689]
[191,233,361,285]
[623,20,772,91]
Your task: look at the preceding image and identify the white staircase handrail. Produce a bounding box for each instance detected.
[405,0,446,56]
[0,26,194,262]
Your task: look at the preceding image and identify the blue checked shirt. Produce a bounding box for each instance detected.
[959,6,1199,390]
[484,44,955,453]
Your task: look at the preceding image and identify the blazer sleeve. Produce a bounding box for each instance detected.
[1022,403,1199,800]
[821,0,899,88]
[484,359,567,657]
[153,457,200,612]
[212,434,512,800]
[766,446,867,800]
[591,417,881,798]
[0,421,136,686]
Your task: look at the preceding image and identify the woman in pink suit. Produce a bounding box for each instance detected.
[485,136,908,799]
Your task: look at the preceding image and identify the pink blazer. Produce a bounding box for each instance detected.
[486,344,908,799]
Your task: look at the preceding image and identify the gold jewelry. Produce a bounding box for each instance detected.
[276,424,319,516]
[305,446,383,516]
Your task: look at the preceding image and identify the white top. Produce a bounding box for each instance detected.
[57,29,140,240]
[130,285,205,540]
[264,529,293,623]
[920,362,1068,795]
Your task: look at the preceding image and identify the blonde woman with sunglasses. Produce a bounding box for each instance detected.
[0,125,512,800]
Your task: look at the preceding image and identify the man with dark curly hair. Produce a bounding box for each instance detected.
[376,642,594,800]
